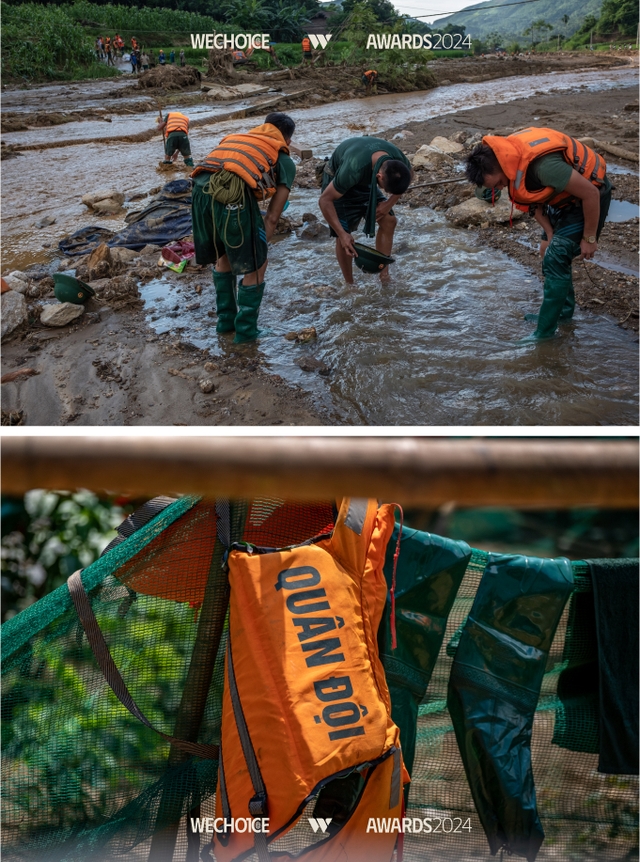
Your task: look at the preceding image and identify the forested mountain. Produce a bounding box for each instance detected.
[434,0,603,39]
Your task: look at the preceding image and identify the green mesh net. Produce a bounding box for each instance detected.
[2,498,637,862]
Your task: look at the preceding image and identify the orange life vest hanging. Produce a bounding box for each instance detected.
[164,111,190,138]
[214,497,408,862]
[190,122,289,200]
[484,127,607,211]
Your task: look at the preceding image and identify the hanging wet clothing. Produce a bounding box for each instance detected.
[214,498,408,862]
[590,558,639,774]
[379,525,471,777]
[447,553,573,862]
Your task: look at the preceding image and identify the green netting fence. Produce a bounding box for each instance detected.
[2,497,637,862]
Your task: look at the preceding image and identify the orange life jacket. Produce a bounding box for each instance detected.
[484,127,607,211]
[364,70,377,80]
[302,37,311,51]
[164,111,190,138]
[214,498,408,862]
[190,122,290,200]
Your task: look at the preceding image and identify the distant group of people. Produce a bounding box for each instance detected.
[95,34,125,66]
[94,35,186,74]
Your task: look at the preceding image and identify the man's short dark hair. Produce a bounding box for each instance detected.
[382,160,411,195]
[265,112,295,140]
[465,143,500,186]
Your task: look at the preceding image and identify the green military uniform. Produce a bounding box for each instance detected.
[322,137,411,237]
[191,152,296,275]
[478,152,611,338]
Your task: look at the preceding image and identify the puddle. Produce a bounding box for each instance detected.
[607,199,640,222]
[606,162,640,177]
[139,190,638,426]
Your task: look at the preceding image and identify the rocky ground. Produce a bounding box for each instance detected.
[1,55,638,425]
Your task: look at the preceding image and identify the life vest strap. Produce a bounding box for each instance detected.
[68,570,219,760]
[226,639,271,861]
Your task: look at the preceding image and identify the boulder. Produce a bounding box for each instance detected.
[300,222,330,241]
[41,302,84,327]
[81,189,125,212]
[1,291,28,340]
[430,135,464,154]
[3,273,30,294]
[410,145,454,170]
[110,247,139,264]
[445,194,525,227]
[87,243,113,280]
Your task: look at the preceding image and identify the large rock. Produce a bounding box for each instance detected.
[1,291,28,340]
[3,272,30,294]
[41,302,84,327]
[81,189,125,213]
[430,135,464,155]
[445,194,525,227]
[410,145,454,170]
[87,243,113,280]
[109,247,139,264]
[300,222,330,241]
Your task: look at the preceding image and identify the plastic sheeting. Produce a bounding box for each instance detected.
[447,554,574,862]
[380,525,472,777]
[58,181,193,256]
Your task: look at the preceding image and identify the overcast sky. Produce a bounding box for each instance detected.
[393,0,483,25]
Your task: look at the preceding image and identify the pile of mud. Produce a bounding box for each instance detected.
[137,65,201,90]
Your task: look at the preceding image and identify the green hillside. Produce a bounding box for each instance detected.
[434,0,603,39]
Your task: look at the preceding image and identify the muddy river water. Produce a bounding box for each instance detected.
[2,64,638,425]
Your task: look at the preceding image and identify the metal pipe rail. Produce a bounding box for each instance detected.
[2,437,637,508]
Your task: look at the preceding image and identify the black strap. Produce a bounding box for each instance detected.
[226,638,270,862]
[101,496,177,556]
[68,570,219,760]
[389,747,402,809]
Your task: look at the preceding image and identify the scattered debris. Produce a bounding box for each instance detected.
[1,367,40,384]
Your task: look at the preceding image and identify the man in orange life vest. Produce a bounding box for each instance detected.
[362,69,378,95]
[302,36,313,61]
[190,112,296,342]
[466,127,611,340]
[156,111,194,168]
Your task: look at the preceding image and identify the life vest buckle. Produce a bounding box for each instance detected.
[249,791,268,817]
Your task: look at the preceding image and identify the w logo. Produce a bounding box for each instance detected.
[309,34,332,49]
[308,817,332,833]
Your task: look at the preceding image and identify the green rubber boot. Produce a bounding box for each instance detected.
[184,157,194,167]
[233,281,265,343]
[532,235,580,339]
[213,270,237,333]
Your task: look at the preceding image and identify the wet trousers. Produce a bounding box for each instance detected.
[536,184,612,338]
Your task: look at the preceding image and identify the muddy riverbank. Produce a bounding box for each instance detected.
[1,57,638,426]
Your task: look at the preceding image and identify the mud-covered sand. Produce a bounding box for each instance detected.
[1,55,638,426]
[1,300,327,426]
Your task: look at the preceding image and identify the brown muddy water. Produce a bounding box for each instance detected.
[2,64,638,425]
[139,188,638,425]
